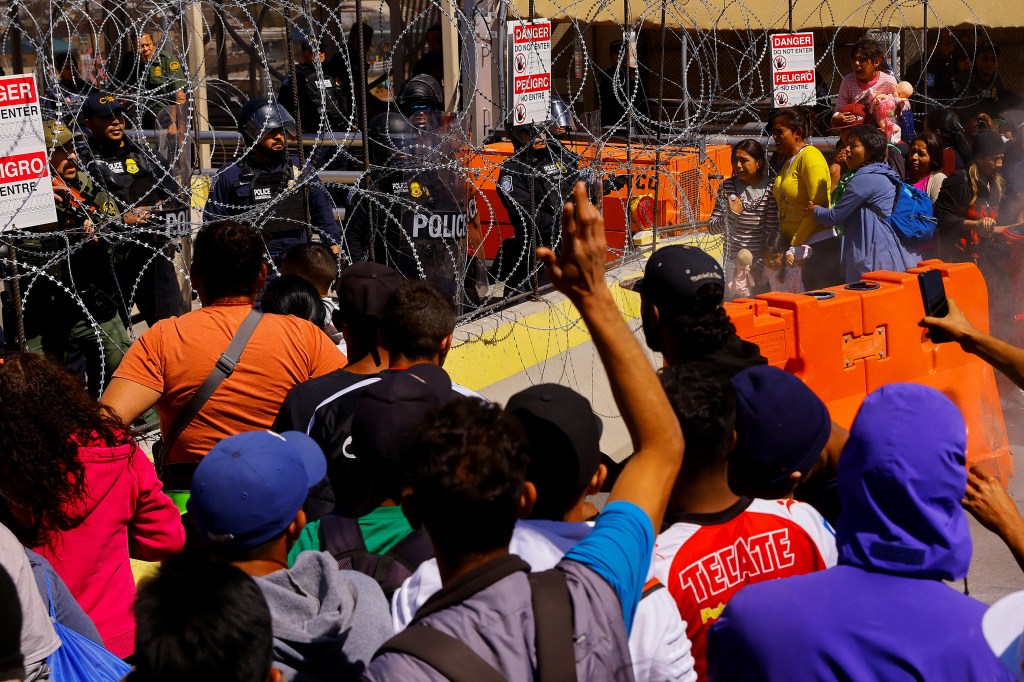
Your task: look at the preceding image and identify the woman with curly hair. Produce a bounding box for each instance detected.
[0,353,184,658]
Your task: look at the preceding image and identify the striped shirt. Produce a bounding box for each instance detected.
[708,176,780,263]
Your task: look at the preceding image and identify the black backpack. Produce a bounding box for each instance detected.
[320,514,434,600]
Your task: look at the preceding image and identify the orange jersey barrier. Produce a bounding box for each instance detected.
[726,260,1013,483]
[462,142,732,260]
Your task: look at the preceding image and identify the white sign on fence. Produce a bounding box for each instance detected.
[0,74,57,231]
[507,19,552,127]
[770,32,816,108]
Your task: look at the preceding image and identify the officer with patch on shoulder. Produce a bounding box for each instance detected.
[76,92,188,326]
[344,111,468,303]
[203,98,341,262]
[495,96,627,297]
[278,40,347,133]
[18,120,132,397]
[113,32,188,130]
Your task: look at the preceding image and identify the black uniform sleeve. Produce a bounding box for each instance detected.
[308,177,342,245]
[343,190,371,262]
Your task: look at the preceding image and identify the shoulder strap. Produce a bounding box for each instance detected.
[529,569,578,682]
[320,514,367,558]
[376,626,507,682]
[162,308,264,456]
[641,577,665,599]
[385,527,434,572]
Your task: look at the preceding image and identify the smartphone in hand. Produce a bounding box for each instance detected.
[918,270,951,344]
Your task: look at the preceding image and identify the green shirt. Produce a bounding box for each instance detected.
[288,505,414,566]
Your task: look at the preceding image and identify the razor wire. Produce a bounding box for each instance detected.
[0,0,1013,394]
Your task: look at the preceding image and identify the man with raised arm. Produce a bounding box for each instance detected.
[363,182,684,680]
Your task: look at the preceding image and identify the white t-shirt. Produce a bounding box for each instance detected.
[0,523,59,670]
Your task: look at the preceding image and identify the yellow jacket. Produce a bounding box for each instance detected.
[772,145,831,246]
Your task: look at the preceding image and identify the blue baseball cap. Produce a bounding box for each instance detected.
[728,365,831,493]
[190,430,327,549]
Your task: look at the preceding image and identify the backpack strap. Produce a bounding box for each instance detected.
[320,514,368,559]
[375,626,507,682]
[161,308,264,459]
[384,527,434,573]
[641,577,665,599]
[529,569,578,682]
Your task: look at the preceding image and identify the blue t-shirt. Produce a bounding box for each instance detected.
[563,500,653,632]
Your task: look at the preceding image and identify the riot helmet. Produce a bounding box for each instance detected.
[367,112,423,167]
[398,75,443,115]
[238,98,298,144]
[548,96,573,139]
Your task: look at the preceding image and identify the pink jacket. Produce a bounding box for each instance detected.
[33,436,184,658]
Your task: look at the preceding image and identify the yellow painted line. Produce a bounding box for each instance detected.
[446,232,724,391]
[445,281,643,390]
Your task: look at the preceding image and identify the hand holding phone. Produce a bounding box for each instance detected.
[919,270,951,344]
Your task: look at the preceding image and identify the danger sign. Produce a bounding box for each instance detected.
[0,74,57,231]
[770,32,816,108]
[507,18,551,127]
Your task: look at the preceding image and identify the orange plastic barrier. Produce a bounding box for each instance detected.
[461,142,731,260]
[726,261,1013,483]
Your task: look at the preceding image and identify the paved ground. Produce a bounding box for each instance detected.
[966,442,1024,605]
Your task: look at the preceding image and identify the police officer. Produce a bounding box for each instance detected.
[76,92,188,326]
[204,98,341,262]
[495,97,626,297]
[18,120,132,396]
[113,32,188,129]
[397,74,444,128]
[344,112,468,302]
[279,40,347,133]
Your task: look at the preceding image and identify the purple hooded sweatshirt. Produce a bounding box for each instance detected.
[706,383,1012,681]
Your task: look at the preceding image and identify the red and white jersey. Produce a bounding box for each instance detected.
[653,497,837,681]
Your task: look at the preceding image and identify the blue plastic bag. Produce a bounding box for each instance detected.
[44,574,132,682]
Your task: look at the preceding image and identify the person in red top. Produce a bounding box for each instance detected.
[101,220,347,467]
[652,363,836,680]
[0,352,185,657]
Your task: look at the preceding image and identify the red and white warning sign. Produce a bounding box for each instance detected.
[770,33,816,108]
[0,74,57,231]
[507,19,551,126]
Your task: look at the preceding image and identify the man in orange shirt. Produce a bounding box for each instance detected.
[101,221,346,474]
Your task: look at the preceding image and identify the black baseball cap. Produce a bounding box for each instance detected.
[81,92,126,119]
[625,245,724,316]
[506,384,603,514]
[336,262,404,322]
[349,364,452,467]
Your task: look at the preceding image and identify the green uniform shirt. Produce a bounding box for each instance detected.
[287,506,414,566]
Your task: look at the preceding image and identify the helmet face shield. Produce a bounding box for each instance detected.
[398,75,443,116]
[548,97,573,139]
[242,103,298,143]
[368,112,425,166]
[406,108,444,131]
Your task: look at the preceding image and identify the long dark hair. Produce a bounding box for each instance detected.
[912,131,945,173]
[0,353,132,547]
[732,139,767,165]
[773,107,815,142]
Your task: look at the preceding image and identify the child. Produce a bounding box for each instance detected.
[763,231,812,293]
[280,242,344,348]
[832,37,902,142]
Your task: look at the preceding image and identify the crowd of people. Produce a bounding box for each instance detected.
[5,24,1024,682]
[710,35,1024,308]
[2,179,1024,681]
